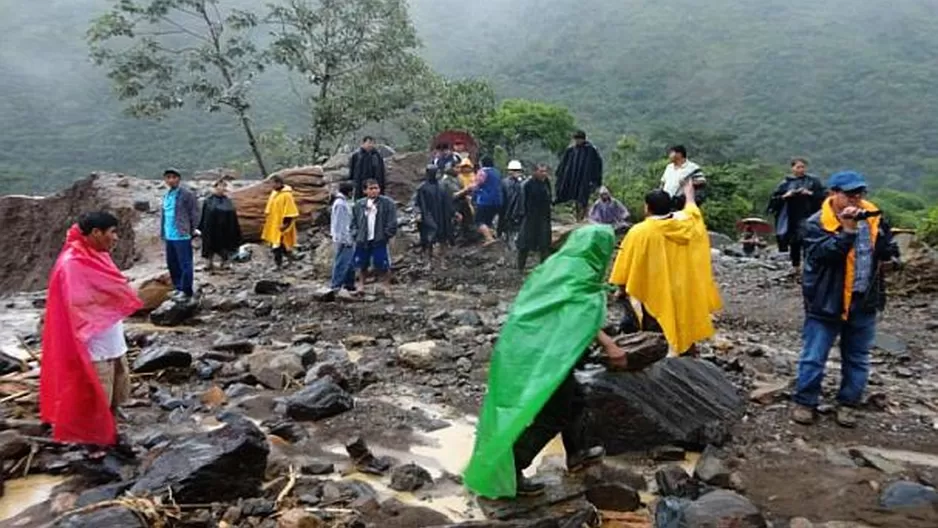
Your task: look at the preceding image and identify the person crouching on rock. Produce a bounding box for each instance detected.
[262,175,300,269]
[330,181,357,292]
[351,179,398,296]
[463,225,628,499]
[412,165,455,270]
[199,179,241,272]
[40,212,143,454]
[791,171,899,428]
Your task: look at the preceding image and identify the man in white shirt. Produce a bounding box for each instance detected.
[351,179,398,295]
[660,145,703,211]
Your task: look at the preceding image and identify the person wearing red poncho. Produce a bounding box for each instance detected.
[39,212,143,447]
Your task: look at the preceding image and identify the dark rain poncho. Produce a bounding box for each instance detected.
[413,169,455,247]
[498,176,524,236]
[199,194,242,258]
[766,174,825,248]
[516,177,553,253]
[463,224,615,499]
[555,142,603,207]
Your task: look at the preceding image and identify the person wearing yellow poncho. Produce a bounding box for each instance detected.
[261,175,300,269]
[609,179,722,354]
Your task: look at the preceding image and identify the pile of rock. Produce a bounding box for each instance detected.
[231,166,330,242]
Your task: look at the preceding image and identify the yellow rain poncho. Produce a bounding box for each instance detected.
[609,203,722,353]
[261,186,300,250]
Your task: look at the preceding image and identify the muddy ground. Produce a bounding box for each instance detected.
[1,222,937,527]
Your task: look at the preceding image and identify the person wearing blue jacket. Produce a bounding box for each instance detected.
[462,155,503,246]
[791,171,899,428]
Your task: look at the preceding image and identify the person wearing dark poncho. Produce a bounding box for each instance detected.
[516,163,554,271]
[555,130,603,221]
[463,224,628,499]
[199,180,242,270]
[412,165,455,268]
[498,160,525,248]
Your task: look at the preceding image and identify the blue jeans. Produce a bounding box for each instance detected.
[793,306,876,408]
[331,243,356,290]
[165,239,194,297]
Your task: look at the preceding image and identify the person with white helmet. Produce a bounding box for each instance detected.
[499,160,526,248]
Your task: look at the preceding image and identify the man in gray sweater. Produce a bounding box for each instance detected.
[330,181,356,291]
[351,179,398,295]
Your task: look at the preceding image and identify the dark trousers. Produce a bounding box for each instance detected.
[165,240,194,296]
[518,249,550,271]
[512,372,585,473]
[272,246,293,267]
[789,239,803,268]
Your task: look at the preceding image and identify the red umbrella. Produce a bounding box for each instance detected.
[430,130,479,161]
[736,217,773,234]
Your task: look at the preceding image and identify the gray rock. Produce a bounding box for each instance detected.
[694,446,731,488]
[682,490,766,527]
[300,461,335,475]
[874,333,908,356]
[150,299,199,326]
[709,232,735,250]
[291,344,318,369]
[55,506,145,528]
[130,417,268,503]
[581,358,744,454]
[585,483,641,512]
[653,445,687,462]
[132,347,192,373]
[212,337,255,355]
[849,447,906,475]
[74,482,134,507]
[247,349,304,390]
[389,463,433,492]
[656,465,698,499]
[285,378,354,421]
[0,430,30,461]
[397,341,440,370]
[254,280,290,295]
[456,357,472,372]
[879,480,938,510]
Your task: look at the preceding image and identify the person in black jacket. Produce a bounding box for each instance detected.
[767,158,826,272]
[516,163,554,271]
[412,165,455,269]
[198,180,241,271]
[554,130,603,221]
[791,171,899,428]
[348,136,387,199]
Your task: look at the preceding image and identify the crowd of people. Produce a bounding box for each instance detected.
[37,130,901,502]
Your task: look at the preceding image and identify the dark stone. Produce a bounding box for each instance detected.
[262,419,308,443]
[306,356,363,393]
[389,463,433,492]
[655,465,698,499]
[138,430,171,449]
[580,358,744,454]
[130,416,269,503]
[285,378,354,421]
[150,299,200,327]
[254,303,273,317]
[133,200,150,212]
[212,337,255,355]
[225,383,256,399]
[0,430,30,461]
[132,347,192,373]
[653,445,687,462]
[74,481,134,507]
[194,359,222,380]
[585,483,641,512]
[239,324,265,339]
[614,332,669,371]
[291,344,318,369]
[54,506,146,528]
[313,287,337,302]
[582,463,647,491]
[654,496,694,528]
[694,446,732,488]
[241,497,276,517]
[879,480,938,510]
[346,438,392,475]
[254,280,289,295]
[681,490,766,528]
[300,461,335,476]
[0,353,23,375]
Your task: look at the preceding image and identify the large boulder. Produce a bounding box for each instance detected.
[130,417,269,502]
[285,378,354,421]
[580,358,744,454]
[321,151,427,205]
[231,166,330,242]
[0,173,139,294]
[680,490,766,528]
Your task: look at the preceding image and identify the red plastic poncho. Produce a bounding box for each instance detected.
[39,225,143,445]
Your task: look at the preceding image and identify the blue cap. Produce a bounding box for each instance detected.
[827,171,867,192]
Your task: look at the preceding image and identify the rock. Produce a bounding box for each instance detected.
[656,465,698,499]
[452,309,483,326]
[681,490,766,528]
[301,461,335,475]
[225,383,256,399]
[200,386,228,407]
[0,430,30,461]
[231,168,329,242]
[397,341,440,370]
[285,378,354,421]
[312,287,336,302]
[54,506,146,528]
[74,481,133,507]
[874,333,908,355]
[456,356,472,372]
[748,380,789,405]
[345,335,377,348]
[694,446,731,488]
[254,303,273,317]
[823,447,859,468]
[581,358,744,454]
[653,445,687,462]
[194,359,222,380]
[582,462,647,491]
[616,332,669,371]
[133,200,150,212]
[291,344,318,369]
[133,274,173,313]
[849,448,906,475]
[879,480,938,510]
[248,350,305,390]
[254,279,290,295]
[150,298,199,326]
[389,463,433,492]
[278,508,325,528]
[130,417,269,502]
[585,483,641,512]
[132,346,192,373]
[709,232,735,250]
[241,497,276,517]
[213,337,255,355]
[0,353,23,375]
[789,517,814,528]
[346,438,393,475]
[263,419,309,443]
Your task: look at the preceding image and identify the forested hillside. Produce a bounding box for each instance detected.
[3,0,938,194]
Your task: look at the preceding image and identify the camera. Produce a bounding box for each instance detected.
[851,210,883,221]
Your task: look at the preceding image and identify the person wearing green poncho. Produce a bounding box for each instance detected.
[463,224,628,499]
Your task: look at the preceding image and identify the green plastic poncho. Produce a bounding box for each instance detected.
[463,224,616,499]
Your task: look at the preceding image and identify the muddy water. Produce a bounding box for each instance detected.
[0,474,66,521]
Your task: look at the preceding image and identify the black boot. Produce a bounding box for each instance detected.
[516,473,546,497]
[567,446,605,473]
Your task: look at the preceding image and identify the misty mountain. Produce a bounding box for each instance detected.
[2,0,938,194]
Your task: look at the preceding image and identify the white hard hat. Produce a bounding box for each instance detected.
[507,160,523,171]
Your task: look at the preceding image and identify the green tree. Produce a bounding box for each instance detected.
[267,0,430,156]
[480,99,576,156]
[88,0,269,176]
[399,77,497,149]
